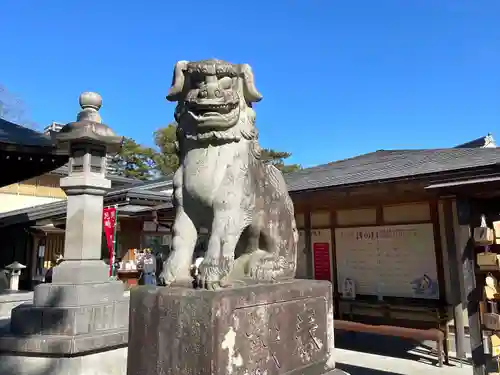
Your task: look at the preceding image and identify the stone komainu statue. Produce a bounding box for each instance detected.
[159,59,298,289]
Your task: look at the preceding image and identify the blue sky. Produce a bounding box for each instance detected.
[1,1,499,167]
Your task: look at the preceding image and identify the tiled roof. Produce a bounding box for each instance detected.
[455,134,496,148]
[285,148,500,192]
[0,187,172,226]
[0,119,136,185]
[0,118,55,148]
[5,147,500,225]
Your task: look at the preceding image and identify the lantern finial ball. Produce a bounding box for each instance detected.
[79,91,102,111]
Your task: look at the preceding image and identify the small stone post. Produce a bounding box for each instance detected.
[0,92,129,375]
[5,262,26,291]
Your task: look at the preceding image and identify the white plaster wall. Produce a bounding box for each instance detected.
[383,202,431,223]
[311,211,330,227]
[336,208,377,226]
[0,194,64,213]
[295,213,305,229]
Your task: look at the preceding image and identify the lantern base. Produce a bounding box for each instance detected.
[0,345,127,375]
[0,261,128,356]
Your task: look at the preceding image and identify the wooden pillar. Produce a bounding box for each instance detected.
[430,200,447,305]
[442,199,467,360]
[329,209,339,317]
[304,209,312,278]
[30,235,40,287]
[457,198,486,375]
[375,205,383,225]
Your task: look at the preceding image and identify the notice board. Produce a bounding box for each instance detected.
[334,223,439,299]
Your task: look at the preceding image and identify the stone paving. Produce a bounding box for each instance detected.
[335,332,473,375]
[336,347,471,375]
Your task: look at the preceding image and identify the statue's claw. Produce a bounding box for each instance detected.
[199,260,228,290]
[204,280,223,290]
[199,272,223,290]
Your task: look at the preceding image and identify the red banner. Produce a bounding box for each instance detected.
[313,242,331,281]
[103,207,117,276]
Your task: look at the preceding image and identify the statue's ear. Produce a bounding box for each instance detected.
[238,64,263,103]
[166,61,189,102]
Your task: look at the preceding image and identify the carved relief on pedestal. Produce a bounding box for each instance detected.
[231,298,327,375]
[244,309,282,373]
[295,306,322,363]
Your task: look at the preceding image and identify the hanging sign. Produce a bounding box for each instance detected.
[313,242,331,281]
[103,206,117,276]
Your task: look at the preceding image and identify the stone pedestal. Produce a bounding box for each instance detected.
[0,291,32,318]
[0,283,128,353]
[127,280,346,375]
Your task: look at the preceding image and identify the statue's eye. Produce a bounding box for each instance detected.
[219,76,232,90]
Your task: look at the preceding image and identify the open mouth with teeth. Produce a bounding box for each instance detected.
[186,101,239,129]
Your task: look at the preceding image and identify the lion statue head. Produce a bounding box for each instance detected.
[166,59,263,143]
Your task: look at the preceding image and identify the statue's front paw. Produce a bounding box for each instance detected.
[199,258,225,290]
[199,271,223,290]
[158,270,175,287]
[204,279,223,290]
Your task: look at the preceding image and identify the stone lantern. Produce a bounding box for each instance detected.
[48,91,123,278]
[5,261,26,291]
[0,93,130,375]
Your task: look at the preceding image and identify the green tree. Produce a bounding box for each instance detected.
[109,138,158,180]
[153,122,179,176]
[153,122,301,175]
[261,148,302,174]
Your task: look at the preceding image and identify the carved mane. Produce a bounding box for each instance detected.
[168,59,263,147]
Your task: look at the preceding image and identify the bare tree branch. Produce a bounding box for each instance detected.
[0,84,38,129]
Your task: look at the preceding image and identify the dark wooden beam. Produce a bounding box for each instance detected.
[304,208,312,279]
[458,198,486,375]
[329,209,339,316]
[442,199,467,361]
[0,150,68,187]
[291,181,438,211]
[430,200,447,304]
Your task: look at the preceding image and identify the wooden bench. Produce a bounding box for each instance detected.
[335,319,448,367]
